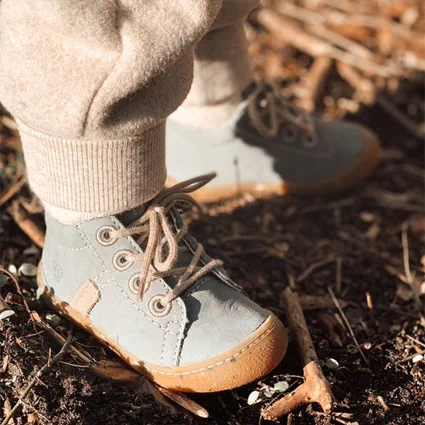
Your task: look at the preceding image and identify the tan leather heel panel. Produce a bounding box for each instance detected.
[70,280,100,317]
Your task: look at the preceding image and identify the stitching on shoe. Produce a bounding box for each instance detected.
[109,278,179,335]
[99,277,114,291]
[76,224,107,284]
[56,241,89,251]
[160,327,169,366]
[143,315,278,376]
[79,277,118,313]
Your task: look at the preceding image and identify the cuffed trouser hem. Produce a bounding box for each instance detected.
[18,120,166,223]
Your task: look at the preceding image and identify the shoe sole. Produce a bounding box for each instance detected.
[167,128,382,203]
[37,263,288,393]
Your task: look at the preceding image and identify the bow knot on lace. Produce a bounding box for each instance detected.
[111,174,223,307]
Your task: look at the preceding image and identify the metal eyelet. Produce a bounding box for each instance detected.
[302,132,318,149]
[96,225,118,246]
[148,295,171,317]
[129,274,140,294]
[283,124,297,144]
[112,249,134,271]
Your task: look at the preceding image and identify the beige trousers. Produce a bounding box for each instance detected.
[0,0,258,222]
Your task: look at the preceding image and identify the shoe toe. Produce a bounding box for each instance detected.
[325,121,381,190]
[151,312,288,393]
[155,277,288,392]
[286,120,382,195]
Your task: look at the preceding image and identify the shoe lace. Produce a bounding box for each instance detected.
[111,174,223,307]
[247,83,318,146]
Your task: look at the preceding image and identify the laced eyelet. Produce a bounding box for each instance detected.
[128,274,140,294]
[302,132,318,149]
[113,249,134,271]
[148,295,171,317]
[97,225,118,246]
[283,125,297,144]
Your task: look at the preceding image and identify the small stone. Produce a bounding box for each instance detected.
[360,212,375,223]
[45,313,61,326]
[8,265,17,275]
[18,263,38,277]
[326,358,339,370]
[0,275,9,289]
[363,342,372,350]
[273,381,289,393]
[412,354,424,364]
[0,310,15,320]
[23,245,40,256]
[247,390,261,405]
[263,388,276,398]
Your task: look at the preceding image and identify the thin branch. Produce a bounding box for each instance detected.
[327,286,369,365]
[263,287,335,420]
[377,96,425,139]
[0,266,33,322]
[401,222,413,284]
[1,334,73,425]
[297,256,335,283]
[0,175,27,207]
[8,201,45,248]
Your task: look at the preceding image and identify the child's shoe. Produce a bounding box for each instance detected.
[166,84,381,202]
[37,174,287,392]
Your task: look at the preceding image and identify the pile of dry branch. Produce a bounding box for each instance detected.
[248,0,425,137]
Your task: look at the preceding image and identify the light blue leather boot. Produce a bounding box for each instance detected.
[37,174,288,393]
[167,84,381,202]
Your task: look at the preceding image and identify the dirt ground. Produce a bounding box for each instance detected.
[1,2,425,425]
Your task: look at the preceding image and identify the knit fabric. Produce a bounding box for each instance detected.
[170,0,259,128]
[18,120,166,223]
[0,0,222,222]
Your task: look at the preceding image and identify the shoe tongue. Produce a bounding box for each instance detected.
[116,204,148,226]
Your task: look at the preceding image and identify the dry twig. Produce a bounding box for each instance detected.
[155,385,209,419]
[328,286,369,365]
[377,95,425,138]
[8,200,45,248]
[2,397,15,425]
[256,8,395,76]
[262,287,335,420]
[0,294,14,320]
[297,256,335,283]
[0,175,27,207]
[298,294,348,311]
[0,266,33,321]
[300,56,334,111]
[401,222,414,284]
[0,333,73,425]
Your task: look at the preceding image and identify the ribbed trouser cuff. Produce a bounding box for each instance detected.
[18,120,166,222]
